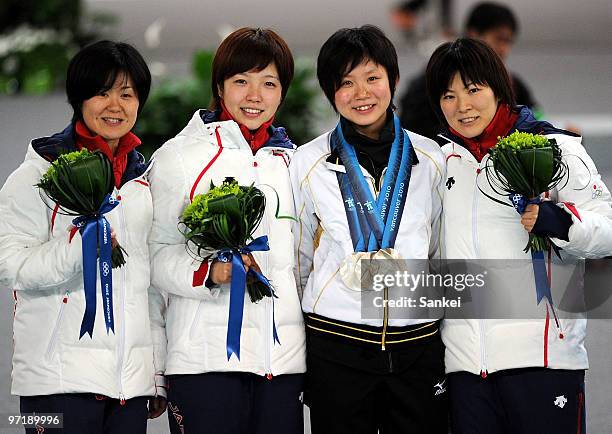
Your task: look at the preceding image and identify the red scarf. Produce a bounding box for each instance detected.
[449,104,519,162]
[75,120,141,188]
[219,101,274,153]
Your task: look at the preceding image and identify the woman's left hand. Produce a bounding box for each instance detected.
[521,204,539,232]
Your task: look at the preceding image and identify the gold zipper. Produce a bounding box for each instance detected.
[382,286,389,350]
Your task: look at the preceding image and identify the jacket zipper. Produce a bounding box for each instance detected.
[472,164,482,258]
[369,170,389,349]
[45,291,69,359]
[117,200,127,404]
[479,319,488,378]
[474,163,488,377]
[382,285,389,351]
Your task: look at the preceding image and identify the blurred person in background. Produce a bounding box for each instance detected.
[147,27,306,434]
[391,0,455,41]
[400,1,540,142]
[0,40,164,434]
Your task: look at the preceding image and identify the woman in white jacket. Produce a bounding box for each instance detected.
[0,41,161,434]
[425,38,612,434]
[290,25,447,434]
[148,28,306,434]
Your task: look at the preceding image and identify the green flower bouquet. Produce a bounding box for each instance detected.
[484,131,568,252]
[37,148,126,337]
[181,177,273,303]
[37,149,126,267]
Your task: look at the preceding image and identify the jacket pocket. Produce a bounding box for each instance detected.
[45,291,69,360]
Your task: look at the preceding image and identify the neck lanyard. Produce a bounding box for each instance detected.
[332,114,413,252]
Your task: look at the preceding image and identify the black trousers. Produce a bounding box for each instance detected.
[305,330,448,434]
[166,372,305,434]
[19,393,148,434]
[449,368,586,434]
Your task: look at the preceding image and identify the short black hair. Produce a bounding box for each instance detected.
[66,40,151,122]
[317,25,399,111]
[425,38,516,124]
[465,2,518,35]
[211,27,294,110]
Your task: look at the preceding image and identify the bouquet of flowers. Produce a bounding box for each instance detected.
[37,148,124,338]
[181,177,287,360]
[484,131,568,252]
[181,177,276,302]
[37,149,126,265]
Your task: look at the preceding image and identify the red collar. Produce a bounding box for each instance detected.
[74,120,141,161]
[449,104,519,162]
[219,101,273,153]
[74,120,141,188]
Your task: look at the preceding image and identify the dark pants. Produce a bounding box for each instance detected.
[449,368,586,434]
[166,372,305,434]
[19,393,148,434]
[305,330,448,434]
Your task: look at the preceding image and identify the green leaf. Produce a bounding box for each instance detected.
[517,147,554,196]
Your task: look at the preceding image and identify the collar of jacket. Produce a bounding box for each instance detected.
[198,109,295,151]
[31,122,149,187]
[325,122,419,177]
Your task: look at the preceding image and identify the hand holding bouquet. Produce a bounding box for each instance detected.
[37,149,124,338]
[181,178,273,302]
[484,131,568,252]
[181,177,284,360]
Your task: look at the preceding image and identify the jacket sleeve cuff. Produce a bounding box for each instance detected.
[192,258,220,297]
[531,201,573,242]
[154,373,167,399]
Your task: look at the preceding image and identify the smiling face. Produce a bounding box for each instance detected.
[81,73,139,151]
[440,72,498,138]
[333,60,392,140]
[219,63,282,131]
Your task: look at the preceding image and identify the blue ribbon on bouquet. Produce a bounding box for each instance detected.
[72,194,119,339]
[217,235,280,361]
[509,193,553,306]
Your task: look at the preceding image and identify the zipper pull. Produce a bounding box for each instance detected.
[480,370,488,379]
[266,373,273,381]
[119,393,126,406]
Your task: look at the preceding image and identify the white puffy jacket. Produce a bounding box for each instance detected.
[440,129,612,376]
[148,111,306,378]
[289,128,446,332]
[0,134,155,400]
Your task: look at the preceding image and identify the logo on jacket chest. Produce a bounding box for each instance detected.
[446,176,456,190]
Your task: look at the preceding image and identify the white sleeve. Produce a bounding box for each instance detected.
[0,161,83,291]
[289,154,318,298]
[551,139,612,258]
[148,145,221,300]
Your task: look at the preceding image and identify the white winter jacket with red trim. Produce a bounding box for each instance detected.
[0,132,155,400]
[148,111,306,378]
[440,130,612,376]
